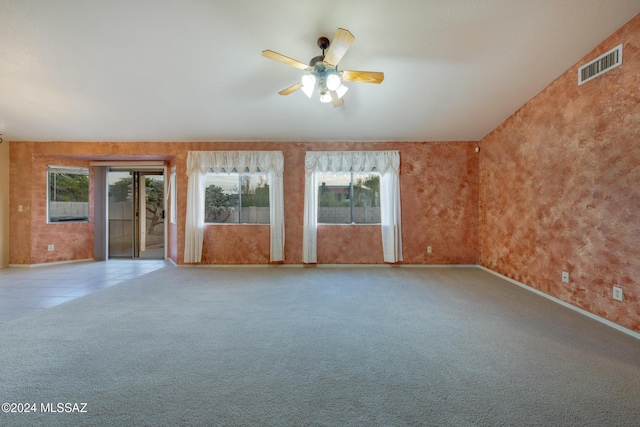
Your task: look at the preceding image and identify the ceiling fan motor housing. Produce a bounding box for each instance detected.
[317,36,330,51]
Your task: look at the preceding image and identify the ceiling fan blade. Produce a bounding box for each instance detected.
[323,28,355,67]
[330,91,344,108]
[278,82,302,95]
[262,50,310,70]
[341,70,385,84]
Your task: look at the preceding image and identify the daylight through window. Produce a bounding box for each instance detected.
[318,171,380,224]
[47,166,90,223]
[204,170,270,224]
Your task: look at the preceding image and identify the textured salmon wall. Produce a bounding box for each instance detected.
[9,142,33,264]
[182,141,478,264]
[10,142,175,265]
[201,225,271,264]
[317,225,384,264]
[30,156,94,264]
[9,145,95,265]
[10,141,479,266]
[402,142,479,264]
[479,14,640,332]
[0,141,9,267]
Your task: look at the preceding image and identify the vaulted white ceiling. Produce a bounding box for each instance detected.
[1,1,639,143]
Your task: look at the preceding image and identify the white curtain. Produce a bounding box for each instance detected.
[184,151,285,263]
[303,151,403,263]
[268,166,285,262]
[302,162,318,263]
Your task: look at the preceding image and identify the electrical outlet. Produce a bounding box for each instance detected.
[613,286,623,301]
[561,271,569,284]
[427,246,432,253]
[47,244,54,252]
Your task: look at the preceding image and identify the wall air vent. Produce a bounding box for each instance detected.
[578,44,622,85]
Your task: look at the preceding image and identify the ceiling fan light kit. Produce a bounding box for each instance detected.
[262,28,384,108]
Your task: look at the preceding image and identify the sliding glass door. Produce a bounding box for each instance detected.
[108,169,164,259]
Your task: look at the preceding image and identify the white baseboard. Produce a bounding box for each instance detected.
[478,265,640,341]
[312,264,478,268]
[177,263,479,268]
[180,263,299,268]
[400,264,478,269]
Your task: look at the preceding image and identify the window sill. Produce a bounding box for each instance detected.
[317,223,380,226]
[204,223,270,226]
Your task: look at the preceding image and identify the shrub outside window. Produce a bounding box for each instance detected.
[47,166,90,223]
[204,170,270,224]
[318,171,380,224]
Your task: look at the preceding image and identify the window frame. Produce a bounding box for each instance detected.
[47,165,90,224]
[203,168,271,225]
[317,170,381,225]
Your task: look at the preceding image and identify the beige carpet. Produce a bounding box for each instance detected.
[1,266,638,426]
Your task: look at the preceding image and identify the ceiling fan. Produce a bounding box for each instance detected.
[262,28,384,107]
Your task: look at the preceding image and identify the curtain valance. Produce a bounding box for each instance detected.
[187,151,284,176]
[304,151,399,175]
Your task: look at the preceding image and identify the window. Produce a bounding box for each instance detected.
[318,171,380,223]
[303,150,402,263]
[184,150,284,263]
[204,170,270,224]
[47,166,90,223]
